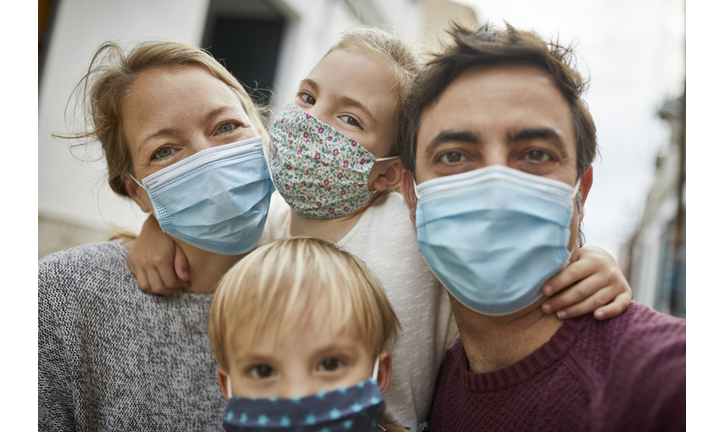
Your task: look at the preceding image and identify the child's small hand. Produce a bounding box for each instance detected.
[127,215,190,295]
[540,245,632,321]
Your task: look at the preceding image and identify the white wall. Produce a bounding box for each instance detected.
[39,0,211,234]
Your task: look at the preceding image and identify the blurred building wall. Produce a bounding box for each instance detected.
[620,92,686,318]
[38,0,476,258]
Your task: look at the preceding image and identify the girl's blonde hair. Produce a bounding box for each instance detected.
[209,237,399,372]
[58,40,270,198]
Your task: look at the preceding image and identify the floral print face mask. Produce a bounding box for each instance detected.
[268,104,396,219]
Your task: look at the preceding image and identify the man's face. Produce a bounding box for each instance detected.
[413,64,590,251]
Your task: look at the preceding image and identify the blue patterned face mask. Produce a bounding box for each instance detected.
[130,137,274,255]
[415,165,579,316]
[223,358,386,432]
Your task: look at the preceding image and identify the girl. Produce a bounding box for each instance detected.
[128,27,632,431]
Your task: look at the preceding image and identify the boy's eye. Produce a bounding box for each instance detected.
[152,147,173,160]
[318,357,343,372]
[249,364,277,379]
[299,92,316,106]
[340,115,361,128]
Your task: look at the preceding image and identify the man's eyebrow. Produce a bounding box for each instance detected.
[424,130,480,159]
[509,128,569,157]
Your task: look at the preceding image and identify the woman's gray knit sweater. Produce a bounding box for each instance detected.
[38,241,226,431]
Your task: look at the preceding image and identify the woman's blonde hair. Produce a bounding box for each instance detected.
[59,40,270,198]
[209,237,399,372]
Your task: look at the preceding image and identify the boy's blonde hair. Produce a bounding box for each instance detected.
[209,237,399,372]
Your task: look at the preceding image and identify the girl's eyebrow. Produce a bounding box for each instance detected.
[299,78,319,93]
[299,78,377,127]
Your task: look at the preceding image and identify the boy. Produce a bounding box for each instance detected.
[208,237,400,432]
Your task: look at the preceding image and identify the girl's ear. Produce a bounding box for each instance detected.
[376,350,393,394]
[400,170,417,224]
[369,159,404,192]
[217,367,230,401]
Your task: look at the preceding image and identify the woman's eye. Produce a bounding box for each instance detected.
[152,147,173,160]
[299,92,316,106]
[340,115,361,128]
[217,122,240,135]
[249,364,276,379]
[439,151,467,164]
[318,357,343,372]
[523,150,554,163]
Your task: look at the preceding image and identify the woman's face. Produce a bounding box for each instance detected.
[122,65,259,213]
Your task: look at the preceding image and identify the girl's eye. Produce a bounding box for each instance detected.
[523,150,554,163]
[249,364,276,379]
[439,151,467,164]
[152,147,173,160]
[299,92,316,106]
[217,122,240,135]
[318,357,343,372]
[340,115,361,128]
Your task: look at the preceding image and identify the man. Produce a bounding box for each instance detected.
[399,23,685,431]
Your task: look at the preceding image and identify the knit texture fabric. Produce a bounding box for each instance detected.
[428,302,686,432]
[38,241,226,431]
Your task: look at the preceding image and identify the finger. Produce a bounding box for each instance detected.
[174,243,190,282]
[158,262,183,291]
[135,268,153,294]
[592,292,632,320]
[555,288,613,320]
[541,272,605,314]
[145,269,171,296]
[540,258,596,297]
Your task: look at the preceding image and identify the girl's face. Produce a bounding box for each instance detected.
[122,65,259,213]
[293,47,398,158]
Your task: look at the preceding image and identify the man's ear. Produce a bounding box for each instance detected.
[370,159,404,192]
[123,173,152,214]
[578,167,594,222]
[376,350,393,394]
[217,367,230,401]
[399,170,417,224]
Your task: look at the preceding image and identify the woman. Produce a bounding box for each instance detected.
[38,41,274,431]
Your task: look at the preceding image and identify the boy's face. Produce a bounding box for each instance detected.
[223,315,380,399]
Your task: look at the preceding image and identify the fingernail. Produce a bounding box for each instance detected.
[541,285,551,296]
[541,304,552,314]
[557,311,568,319]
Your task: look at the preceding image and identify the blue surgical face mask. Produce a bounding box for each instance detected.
[130,137,274,255]
[414,165,580,316]
[223,357,385,432]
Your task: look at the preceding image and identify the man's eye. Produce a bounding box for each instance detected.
[439,151,467,164]
[249,365,276,379]
[318,357,343,372]
[340,115,361,128]
[152,147,173,160]
[523,150,554,162]
[217,122,239,135]
[298,92,316,105]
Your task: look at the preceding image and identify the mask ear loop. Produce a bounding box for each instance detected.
[375,155,399,162]
[371,355,380,382]
[128,174,147,192]
[226,375,233,399]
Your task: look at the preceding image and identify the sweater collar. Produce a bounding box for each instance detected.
[458,314,589,392]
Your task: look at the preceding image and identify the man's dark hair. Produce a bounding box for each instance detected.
[400,22,598,179]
